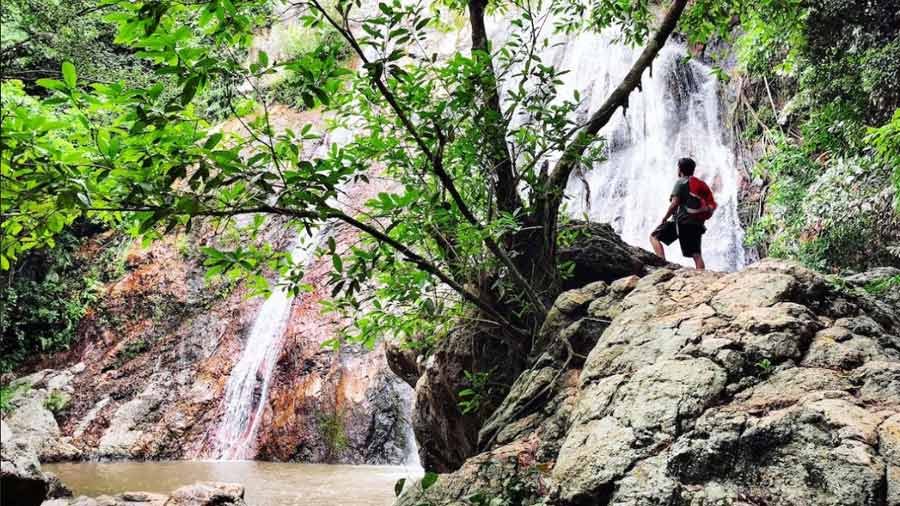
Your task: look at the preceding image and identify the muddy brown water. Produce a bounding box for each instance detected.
[44,461,422,506]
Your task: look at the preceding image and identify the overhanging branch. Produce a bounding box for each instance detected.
[545,0,689,214]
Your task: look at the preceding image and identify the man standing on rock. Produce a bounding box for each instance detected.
[649,157,716,270]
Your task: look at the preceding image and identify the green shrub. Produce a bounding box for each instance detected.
[736,1,899,273]
[318,409,349,454]
[43,390,69,414]
[0,382,30,414]
[865,275,900,295]
[457,370,492,415]
[0,228,128,372]
[267,28,350,109]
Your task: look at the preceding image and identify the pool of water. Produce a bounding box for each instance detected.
[44,461,422,506]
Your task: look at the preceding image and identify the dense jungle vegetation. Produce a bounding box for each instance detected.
[1,0,898,373]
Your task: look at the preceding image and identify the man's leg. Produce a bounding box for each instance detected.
[679,224,704,269]
[692,253,705,271]
[650,234,666,259]
[650,222,676,260]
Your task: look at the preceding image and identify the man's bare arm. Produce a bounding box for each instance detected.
[660,196,679,225]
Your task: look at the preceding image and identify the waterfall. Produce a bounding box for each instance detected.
[398,385,422,469]
[557,32,744,271]
[207,229,328,460]
[484,21,746,271]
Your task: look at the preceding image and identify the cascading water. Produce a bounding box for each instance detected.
[207,228,330,460]
[556,32,745,271]
[483,19,746,271]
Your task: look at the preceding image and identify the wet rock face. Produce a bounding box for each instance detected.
[251,219,413,465]
[398,259,900,506]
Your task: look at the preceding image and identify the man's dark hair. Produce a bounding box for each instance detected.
[678,157,696,176]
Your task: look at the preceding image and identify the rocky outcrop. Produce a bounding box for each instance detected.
[1,421,71,506]
[3,365,83,462]
[845,266,900,309]
[43,482,245,506]
[398,260,900,506]
[411,323,523,473]
[557,221,671,289]
[395,223,672,473]
[164,482,245,506]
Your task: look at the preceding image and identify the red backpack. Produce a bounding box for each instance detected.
[685,176,717,222]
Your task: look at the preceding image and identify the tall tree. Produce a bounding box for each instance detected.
[2,0,733,355]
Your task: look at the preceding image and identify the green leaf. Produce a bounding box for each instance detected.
[203,133,223,150]
[36,79,68,91]
[47,213,65,233]
[332,254,343,272]
[0,255,9,271]
[181,76,201,106]
[421,472,438,491]
[62,61,77,88]
[394,478,406,497]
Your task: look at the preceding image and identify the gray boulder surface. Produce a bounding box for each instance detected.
[397,259,900,506]
[395,223,672,473]
[1,421,71,506]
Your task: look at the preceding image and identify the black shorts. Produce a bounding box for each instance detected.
[652,221,705,257]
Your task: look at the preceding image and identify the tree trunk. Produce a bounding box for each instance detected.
[468,0,521,216]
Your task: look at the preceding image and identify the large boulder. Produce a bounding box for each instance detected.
[406,223,670,473]
[0,422,71,506]
[164,482,245,506]
[3,365,84,462]
[397,260,900,506]
[557,221,671,289]
[1,437,49,506]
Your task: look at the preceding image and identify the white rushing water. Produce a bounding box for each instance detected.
[208,230,328,460]
[483,17,746,271]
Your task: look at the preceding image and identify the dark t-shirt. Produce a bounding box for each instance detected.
[671,177,701,225]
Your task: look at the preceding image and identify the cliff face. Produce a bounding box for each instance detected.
[398,260,900,506]
[2,179,412,466]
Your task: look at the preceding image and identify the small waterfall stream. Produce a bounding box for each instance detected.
[208,229,329,460]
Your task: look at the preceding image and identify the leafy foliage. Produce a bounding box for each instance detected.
[864,275,900,295]
[267,27,351,109]
[43,390,69,414]
[0,0,736,366]
[0,381,30,414]
[0,228,124,372]
[457,369,492,415]
[0,0,152,89]
[737,0,899,271]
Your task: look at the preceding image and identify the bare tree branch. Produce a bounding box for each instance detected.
[542,0,689,221]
